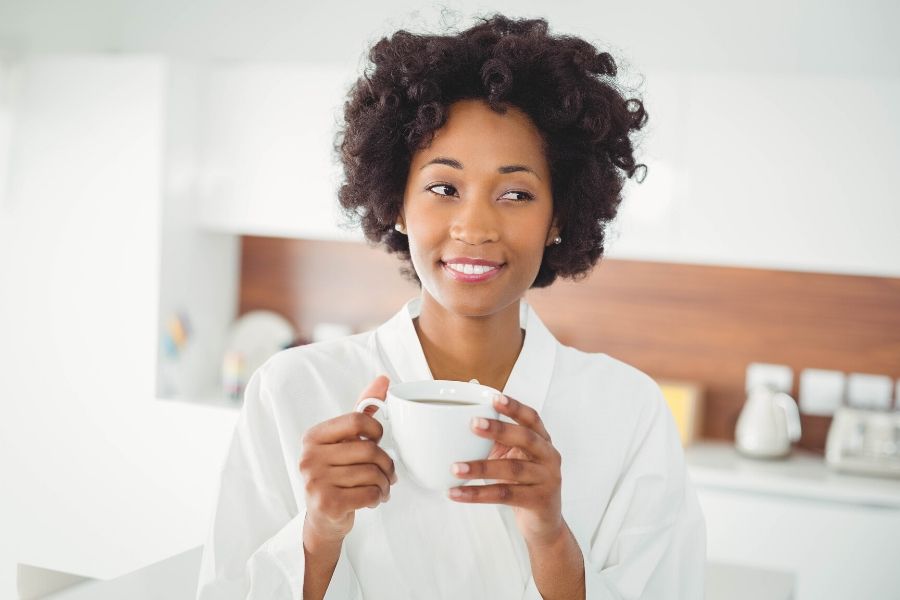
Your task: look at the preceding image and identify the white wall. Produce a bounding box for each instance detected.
[2,0,898,77]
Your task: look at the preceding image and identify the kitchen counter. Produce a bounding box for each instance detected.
[685,440,900,508]
[11,396,241,594]
[43,546,795,600]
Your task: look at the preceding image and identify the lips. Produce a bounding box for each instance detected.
[440,260,505,283]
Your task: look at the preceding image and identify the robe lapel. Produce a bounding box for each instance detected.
[374,294,558,410]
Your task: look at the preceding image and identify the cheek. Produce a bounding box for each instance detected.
[505,220,549,254]
[406,205,446,243]
[405,224,442,267]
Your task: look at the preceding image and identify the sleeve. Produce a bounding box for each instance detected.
[522,382,707,599]
[195,365,361,599]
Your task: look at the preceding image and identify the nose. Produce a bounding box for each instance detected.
[449,195,500,245]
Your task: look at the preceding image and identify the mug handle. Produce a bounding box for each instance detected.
[356,397,386,421]
[355,397,398,461]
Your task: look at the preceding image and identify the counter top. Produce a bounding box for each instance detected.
[9,397,240,584]
[42,548,794,600]
[685,440,900,509]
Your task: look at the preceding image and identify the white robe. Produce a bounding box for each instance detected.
[195,295,707,599]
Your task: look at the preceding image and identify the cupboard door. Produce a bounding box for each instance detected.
[2,54,164,402]
[698,487,900,600]
[197,61,363,242]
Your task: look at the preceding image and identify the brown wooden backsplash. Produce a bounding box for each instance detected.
[238,235,900,453]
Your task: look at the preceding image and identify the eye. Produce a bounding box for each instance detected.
[426,183,457,197]
[501,190,534,202]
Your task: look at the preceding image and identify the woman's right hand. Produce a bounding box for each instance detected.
[299,374,397,545]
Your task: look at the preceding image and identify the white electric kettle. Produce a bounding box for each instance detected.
[735,384,802,459]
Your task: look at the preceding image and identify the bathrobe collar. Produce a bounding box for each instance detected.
[375,295,558,414]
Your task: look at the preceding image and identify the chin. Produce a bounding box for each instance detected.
[434,286,526,319]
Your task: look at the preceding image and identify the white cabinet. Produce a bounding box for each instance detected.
[687,443,900,600]
[609,70,900,278]
[196,61,364,242]
[698,487,900,600]
[1,53,165,413]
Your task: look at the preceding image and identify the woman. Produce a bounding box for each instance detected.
[196,13,706,600]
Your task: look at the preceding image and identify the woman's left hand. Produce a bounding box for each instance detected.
[448,393,564,546]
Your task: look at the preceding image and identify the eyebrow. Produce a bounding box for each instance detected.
[419,156,542,181]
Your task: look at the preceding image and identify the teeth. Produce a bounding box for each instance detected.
[447,263,497,275]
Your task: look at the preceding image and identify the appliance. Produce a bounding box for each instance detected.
[826,406,900,478]
[735,384,802,459]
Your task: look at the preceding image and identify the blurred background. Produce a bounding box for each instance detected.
[1,1,898,598]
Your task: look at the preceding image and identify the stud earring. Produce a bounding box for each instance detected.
[553,235,562,245]
[395,222,406,234]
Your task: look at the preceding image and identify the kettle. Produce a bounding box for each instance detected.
[735,384,802,459]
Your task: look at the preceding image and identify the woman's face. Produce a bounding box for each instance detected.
[400,98,559,316]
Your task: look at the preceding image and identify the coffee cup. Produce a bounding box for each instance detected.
[356,379,500,491]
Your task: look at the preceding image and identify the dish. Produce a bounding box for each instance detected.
[222,310,297,400]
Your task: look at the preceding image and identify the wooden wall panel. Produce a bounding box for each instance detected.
[239,236,900,453]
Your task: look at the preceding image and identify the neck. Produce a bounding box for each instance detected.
[412,293,526,393]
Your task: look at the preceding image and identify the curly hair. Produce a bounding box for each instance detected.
[335,13,648,289]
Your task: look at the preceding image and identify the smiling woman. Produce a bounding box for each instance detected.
[196,12,705,600]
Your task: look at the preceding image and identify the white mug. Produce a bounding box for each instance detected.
[356,380,500,491]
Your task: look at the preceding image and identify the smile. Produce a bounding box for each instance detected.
[441,261,505,283]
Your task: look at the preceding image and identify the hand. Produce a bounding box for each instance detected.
[299,375,398,545]
[447,394,564,546]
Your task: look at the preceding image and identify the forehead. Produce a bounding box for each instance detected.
[410,99,549,174]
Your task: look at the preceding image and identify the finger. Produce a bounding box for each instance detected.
[354,374,391,417]
[493,394,551,442]
[304,411,384,445]
[448,482,531,505]
[471,416,553,461]
[451,458,543,484]
[318,439,397,483]
[330,464,391,501]
[330,484,386,511]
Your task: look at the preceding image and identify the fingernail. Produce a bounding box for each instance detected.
[391,473,398,484]
[452,462,470,474]
[449,488,463,498]
[472,417,489,430]
[496,394,509,406]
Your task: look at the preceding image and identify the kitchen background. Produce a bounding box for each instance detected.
[1,1,899,599]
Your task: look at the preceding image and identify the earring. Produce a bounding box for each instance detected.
[395,222,406,234]
[553,235,562,245]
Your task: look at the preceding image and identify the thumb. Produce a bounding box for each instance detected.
[354,374,391,416]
